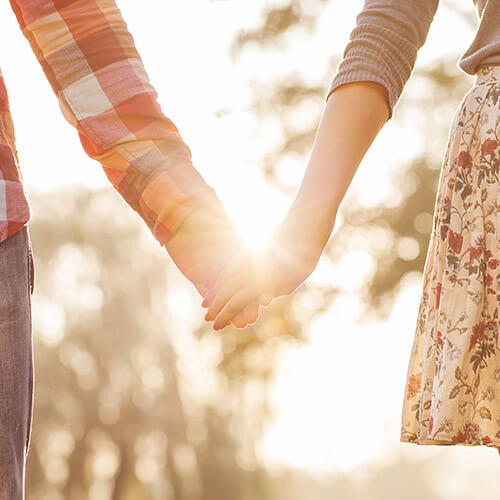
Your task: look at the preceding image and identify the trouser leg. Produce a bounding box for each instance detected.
[0,226,34,499]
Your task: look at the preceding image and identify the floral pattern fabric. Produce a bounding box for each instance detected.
[400,63,500,453]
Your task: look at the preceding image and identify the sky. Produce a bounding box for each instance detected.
[3,0,500,485]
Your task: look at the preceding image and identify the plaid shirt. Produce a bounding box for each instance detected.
[0,0,220,244]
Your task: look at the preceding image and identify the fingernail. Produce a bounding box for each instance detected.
[205,313,211,321]
[213,325,220,331]
[201,299,208,308]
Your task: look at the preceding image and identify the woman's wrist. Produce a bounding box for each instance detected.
[286,80,389,243]
[291,181,339,231]
[281,196,337,253]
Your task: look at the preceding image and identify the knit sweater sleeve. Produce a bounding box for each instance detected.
[326,0,440,121]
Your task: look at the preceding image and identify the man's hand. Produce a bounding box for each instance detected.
[163,202,262,328]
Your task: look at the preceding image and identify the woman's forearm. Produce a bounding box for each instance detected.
[289,81,391,241]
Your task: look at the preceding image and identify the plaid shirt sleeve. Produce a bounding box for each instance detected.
[9,0,221,246]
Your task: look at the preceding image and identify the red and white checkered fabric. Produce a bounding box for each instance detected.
[1,0,220,245]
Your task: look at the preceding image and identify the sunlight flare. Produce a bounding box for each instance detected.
[232,211,277,254]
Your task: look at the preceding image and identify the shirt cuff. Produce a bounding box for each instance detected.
[138,163,222,247]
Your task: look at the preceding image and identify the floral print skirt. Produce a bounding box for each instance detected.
[400,63,500,454]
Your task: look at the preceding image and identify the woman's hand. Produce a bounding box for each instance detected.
[200,81,390,331]
[202,247,275,330]
[202,203,336,330]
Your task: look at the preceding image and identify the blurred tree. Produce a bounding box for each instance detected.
[26,187,282,499]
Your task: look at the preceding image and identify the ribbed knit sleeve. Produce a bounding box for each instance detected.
[326,0,440,121]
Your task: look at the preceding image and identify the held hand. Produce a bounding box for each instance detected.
[203,203,335,330]
[163,202,262,328]
[202,248,275,330]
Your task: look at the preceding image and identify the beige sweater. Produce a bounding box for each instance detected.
[327,0,500,120]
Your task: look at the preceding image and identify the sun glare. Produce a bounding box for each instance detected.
[236,216,275,253]
[223,182,284,254]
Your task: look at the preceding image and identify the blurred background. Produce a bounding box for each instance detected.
[1,0,499,498]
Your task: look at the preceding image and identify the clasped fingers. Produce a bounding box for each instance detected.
[203,250,275,331]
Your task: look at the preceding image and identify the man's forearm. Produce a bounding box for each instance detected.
[10,0,220,247]
[290,81,390,238]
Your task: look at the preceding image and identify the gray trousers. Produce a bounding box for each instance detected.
[0,226,34,499]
